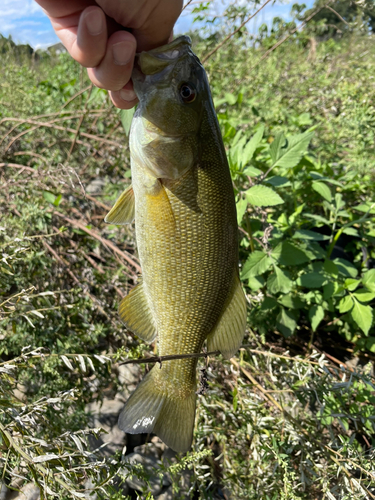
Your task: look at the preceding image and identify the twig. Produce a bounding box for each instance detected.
[0,113,101,146]
[42,240,109,318]
[0,162,38,174]
[68,239,105,275]
[182,0,195,11]
[1,118,122,152]
[83,193,112,211]
[0,287,35,309]
[0,422,85,500]
[68,84,93,159]
[326,5,350,25]
[53,212,142,273]
[232,359,375,491]
[0,111,77,144]
[250,0,335,71]
[120,350,221,366]
[60,85,92,110]
[202,0,273,63]
[13,151,48,165]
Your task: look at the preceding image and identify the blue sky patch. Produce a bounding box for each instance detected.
[0,0,314,50]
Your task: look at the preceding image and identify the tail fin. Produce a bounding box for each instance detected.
[118,367,196,453]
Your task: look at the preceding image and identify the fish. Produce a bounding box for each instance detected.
[105,35,247,453]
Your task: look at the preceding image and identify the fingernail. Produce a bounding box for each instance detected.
[85,10,104,36]
[113,41,135,66]
[120,88,137,101]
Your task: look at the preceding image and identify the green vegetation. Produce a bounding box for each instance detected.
[1,1,375,498]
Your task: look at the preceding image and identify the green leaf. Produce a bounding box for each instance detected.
[273,242,310,266]
[247,275,265,291]
[366,337,375,353]
[338,295,353,313]
[236,197,248,225]
[344,278,361,291]
[323,282,335,299]
[119,107,135,135]
[271,241,310,266]
[242,125,264,165]
[353,289,375,302]
[309,305,325,331]
[353,203,375,214]
[333,258,358,278]
[363,269,375,292]
[224,92,237,105]
[304,213,331,225]
[297,273,327,288]
[267,266,292,294]
[342,227,359,237]
[269,132,286,163]
[243,166,262,177]
[298,241,326,261]
[277,293,305,309]
[246,185,284,207]
[276,308,297,338]
[293,230,329,241]
[323,260,338,276]
[264,176,291,187]
[351,299,373,335]
[241,251,273,279]
[288,203,305,226]
[260,297,278,310]
[88,86,107,102]
[43,191,57,204]
[274,131,313,170]
[53,194,62,207]
[312,181,332,202]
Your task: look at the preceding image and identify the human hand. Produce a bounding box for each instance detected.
[35,0,183,108]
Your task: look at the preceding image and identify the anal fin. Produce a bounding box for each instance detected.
[105,185,135,225]
[207,274,247,359]
[119,282,157,343]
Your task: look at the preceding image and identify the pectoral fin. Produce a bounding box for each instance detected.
[146,181,175,232]
[207,274,247,359]
[119,282,157,343]
[105,185,135,225]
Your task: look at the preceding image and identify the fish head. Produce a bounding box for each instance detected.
[131,36,210,180]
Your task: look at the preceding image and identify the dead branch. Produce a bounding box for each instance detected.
[53,212,142,273]
[1,117,122,152]
[68,84,94,159]
[42,240,109,318]
[202,0,273,63]
[251,0,335,71]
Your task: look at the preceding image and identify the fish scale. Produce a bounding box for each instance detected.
[105,35,247,452]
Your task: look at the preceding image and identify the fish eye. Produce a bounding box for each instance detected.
[179,83,196,103]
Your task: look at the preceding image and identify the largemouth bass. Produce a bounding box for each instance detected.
[105,36,247,453]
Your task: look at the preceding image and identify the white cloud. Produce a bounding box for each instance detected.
[0,0,57,48]
[0,0,43,18]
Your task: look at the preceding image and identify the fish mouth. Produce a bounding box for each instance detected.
[132,36,192,92]
[136,36,191,76]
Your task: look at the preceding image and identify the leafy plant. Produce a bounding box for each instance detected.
[227,125,374,347]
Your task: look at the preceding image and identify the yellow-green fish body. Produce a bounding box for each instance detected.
[106,36,247,452]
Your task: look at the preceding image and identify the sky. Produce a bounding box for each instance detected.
[0,0,315,50]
